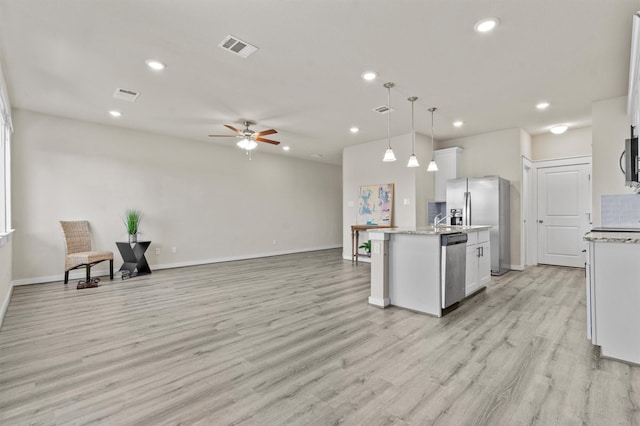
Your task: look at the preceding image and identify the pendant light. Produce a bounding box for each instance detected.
[382,82,397,162]
[427,107,439,172]
[407,96,419,167]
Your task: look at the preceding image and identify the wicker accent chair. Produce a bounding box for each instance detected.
[60,221,114,284]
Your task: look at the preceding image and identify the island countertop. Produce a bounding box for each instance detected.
[369,225,492,236]
[583,231,640,244]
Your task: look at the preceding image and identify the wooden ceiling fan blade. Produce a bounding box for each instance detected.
[256,137,280,145]
[208,134,237,137]
[224,124,242,134]
[254,129,277,137]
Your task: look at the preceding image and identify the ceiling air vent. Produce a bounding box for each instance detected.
[113,88,140,102]
[218,35,259,58]
[373,105,394,114]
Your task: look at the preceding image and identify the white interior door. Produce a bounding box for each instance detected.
[537,163,590,267]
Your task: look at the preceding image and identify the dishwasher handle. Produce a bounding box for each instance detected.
[441,233,468,246]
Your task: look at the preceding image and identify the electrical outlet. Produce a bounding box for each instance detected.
[272,239,277,245]
[171,247,177,253]
[155,247,161,255]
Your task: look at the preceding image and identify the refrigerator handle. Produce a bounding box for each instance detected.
[463,192,468,225]
[466,191,472,226]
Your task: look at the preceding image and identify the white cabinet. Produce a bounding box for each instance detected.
[433,147,463,202]
[588,240,640,364]
[585,242,594,341]
[465,230,491,296]
[466,244,479,294]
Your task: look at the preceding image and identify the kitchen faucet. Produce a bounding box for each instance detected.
[434,213,451,227]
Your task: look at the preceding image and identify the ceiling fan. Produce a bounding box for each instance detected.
[208,121,280,151]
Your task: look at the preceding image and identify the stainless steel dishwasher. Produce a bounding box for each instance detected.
[441,233,467,309]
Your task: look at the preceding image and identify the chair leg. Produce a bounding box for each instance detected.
[86,264,91,283]
[64,271,69,284]
[110,259,114,280]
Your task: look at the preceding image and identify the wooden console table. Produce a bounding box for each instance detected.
[351,225,393,263]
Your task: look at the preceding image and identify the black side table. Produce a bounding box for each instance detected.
[116,241,152,277]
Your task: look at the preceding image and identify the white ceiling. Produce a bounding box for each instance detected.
[0,0,638,165]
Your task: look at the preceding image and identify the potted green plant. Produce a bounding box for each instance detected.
[123,209,142,244]
[359,240,372,257]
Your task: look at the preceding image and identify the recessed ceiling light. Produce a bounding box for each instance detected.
[350,127,359,133]
[453,121,464,128]
[145,59,166,71]
[282,146,290,151]
[474,17,499,33]
[550,125,568,134]
[109,110,122,117]
[361,71,377,81]
[536,102,550,110]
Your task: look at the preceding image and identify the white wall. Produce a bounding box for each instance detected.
[342,132,434,260]
[414,133,432,228]
[521,129,532,160]
[592,96,634,226]
[438,128,526,269]
[532,127,592,160]
[11,109,342,283]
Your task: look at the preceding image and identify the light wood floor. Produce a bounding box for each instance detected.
[1,249,639,425]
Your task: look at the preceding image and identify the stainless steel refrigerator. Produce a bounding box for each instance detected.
[446,176,510,275]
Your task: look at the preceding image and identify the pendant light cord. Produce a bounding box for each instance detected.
[383,82,395,149]
[429,107,437,157]
[411,98,415,154]
[405,96,419,167]
[387,86,391,149]
[430,109,434,145]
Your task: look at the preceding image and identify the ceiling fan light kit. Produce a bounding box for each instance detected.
[236,138,257,150]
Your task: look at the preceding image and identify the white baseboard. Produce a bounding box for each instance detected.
[0,283,13,329]
[509,264,525,271]
[368,296,389,307]
[11,244,343,286]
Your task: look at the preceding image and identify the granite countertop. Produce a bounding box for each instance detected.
[369,225,492,235]
[584,231,640,244]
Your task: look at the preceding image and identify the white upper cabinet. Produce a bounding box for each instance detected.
[433,147,463,202]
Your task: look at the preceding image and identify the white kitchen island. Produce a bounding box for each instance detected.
[584,230,640,365]
[369,226,491,317]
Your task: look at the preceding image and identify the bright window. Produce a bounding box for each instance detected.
[0,86,11,236]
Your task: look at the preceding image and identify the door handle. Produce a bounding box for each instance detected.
[480,246,484,256]
[538,220,544,223]
[477,247,481,257]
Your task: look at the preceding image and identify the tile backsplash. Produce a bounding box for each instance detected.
[428,202,447,224]
[601,194,640,228]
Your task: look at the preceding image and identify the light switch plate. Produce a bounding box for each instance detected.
[347,200,355,208]
[403,198,410,205]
